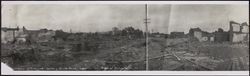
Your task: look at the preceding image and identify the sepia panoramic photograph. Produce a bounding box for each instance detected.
[1,3,249,71]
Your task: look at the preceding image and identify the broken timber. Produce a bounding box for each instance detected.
[169,51,213,70]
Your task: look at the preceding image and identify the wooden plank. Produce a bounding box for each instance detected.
[171,52,181,61]
[226,60,233,70]
[231,58,236,70]
[105,54,172,63]
[235,58,240,70]
[169,51,212,70]
[184,58,213,70]
[239,57,247,70]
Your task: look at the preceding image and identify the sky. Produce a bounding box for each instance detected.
[1,4,249,34]
[169,4,249,33]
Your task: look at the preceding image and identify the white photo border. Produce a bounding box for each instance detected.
[1,1,249,75]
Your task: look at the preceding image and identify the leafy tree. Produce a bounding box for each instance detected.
[54,30,69,41]
[218,28,224,32]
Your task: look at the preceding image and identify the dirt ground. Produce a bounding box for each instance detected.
[1,36,249,71]
[162,38,249,70]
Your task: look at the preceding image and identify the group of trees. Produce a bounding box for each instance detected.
[54,30,70,41]
[111,26,144,38]
[53,26,145,42]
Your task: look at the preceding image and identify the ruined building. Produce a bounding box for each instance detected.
[22,28,56,43]
[1,27,19,43]
[214,28,230,42]
[1,26,27,44]
[1,26,56,44]
[188,28,214,42]
[229,21,249,43]
[169,32,185,38]
[37,29,56,42]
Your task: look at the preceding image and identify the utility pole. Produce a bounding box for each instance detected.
[144,4,150,71]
